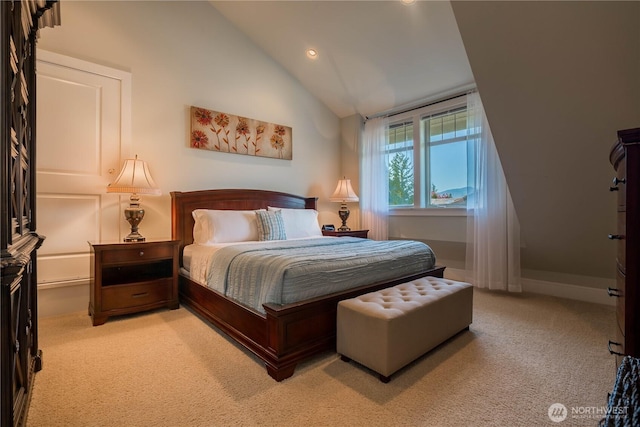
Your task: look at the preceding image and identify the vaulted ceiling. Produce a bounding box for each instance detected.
[211,0,474,119]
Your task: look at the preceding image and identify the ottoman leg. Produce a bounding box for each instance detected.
[379,374,391,383]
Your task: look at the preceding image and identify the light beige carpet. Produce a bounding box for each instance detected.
[27,290,616,427]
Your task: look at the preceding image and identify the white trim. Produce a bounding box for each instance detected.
[444,267,615,306]
[521,278,614,306]
[37,49,131,83]
[37,278,88,290]
[390,207,467,217]
[389,95,467,123]
[367,82,476,120]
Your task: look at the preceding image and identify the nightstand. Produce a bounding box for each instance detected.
[88,239,180,326]
[322,229,369,238]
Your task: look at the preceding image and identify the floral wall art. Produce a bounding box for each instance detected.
[190,106,292,160]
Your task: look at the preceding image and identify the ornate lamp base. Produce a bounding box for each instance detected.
[338,203,351,231]
[123,196,146,242]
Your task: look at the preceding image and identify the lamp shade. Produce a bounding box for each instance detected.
[329,178,359,203]
[107,156,161,195]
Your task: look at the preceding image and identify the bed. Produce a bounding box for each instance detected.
[171,188,445,381]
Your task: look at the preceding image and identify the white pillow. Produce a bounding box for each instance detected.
[192,209,260,244]
[267,207,322,239]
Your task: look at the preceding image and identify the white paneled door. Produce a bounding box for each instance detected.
[36,50,131,288]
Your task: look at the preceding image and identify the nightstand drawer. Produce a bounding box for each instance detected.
[101,245,174,264]
[101,279,172,311]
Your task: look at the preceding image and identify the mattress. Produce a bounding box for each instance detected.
[183,237,436,314]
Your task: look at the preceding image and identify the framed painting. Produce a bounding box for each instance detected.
[190,106,292,160]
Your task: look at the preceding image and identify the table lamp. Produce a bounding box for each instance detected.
[107,155,161,242]
[329,177,359,231]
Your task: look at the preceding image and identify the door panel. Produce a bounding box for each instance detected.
[36,50,131,286]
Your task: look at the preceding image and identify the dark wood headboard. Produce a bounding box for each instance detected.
[170,189,318,265]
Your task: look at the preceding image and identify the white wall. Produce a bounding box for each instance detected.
[337,114,363,230]
[38,1,342,239]
[36,1,342,316]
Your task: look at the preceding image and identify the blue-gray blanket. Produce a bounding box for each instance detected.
[206,237,435,314]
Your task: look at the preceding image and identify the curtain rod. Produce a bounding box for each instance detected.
[364,83,476,121]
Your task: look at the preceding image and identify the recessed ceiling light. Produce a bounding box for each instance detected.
[306,48,319,59]
[401,0,416,5]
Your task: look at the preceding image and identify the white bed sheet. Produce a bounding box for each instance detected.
[182,237,335,285]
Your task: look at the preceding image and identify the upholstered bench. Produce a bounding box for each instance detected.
[337,277,473,382]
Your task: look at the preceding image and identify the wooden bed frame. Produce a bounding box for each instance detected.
[170,189,445,381]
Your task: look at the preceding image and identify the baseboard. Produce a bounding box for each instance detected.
[520,277,614,306]
[38,268,615,319]
[443,267,467,282]
[37,280,89,318]
[444,268,615,306]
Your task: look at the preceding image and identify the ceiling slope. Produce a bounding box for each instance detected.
[212,0,473,119]
[452,0,640,278]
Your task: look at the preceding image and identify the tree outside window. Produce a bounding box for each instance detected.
[389,152,414,206]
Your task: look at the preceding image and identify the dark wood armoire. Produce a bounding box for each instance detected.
[1,1,59,425]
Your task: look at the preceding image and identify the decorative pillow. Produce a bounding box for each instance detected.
[192,209,260,244]
[255,210,287,241]
[267,207,322,239]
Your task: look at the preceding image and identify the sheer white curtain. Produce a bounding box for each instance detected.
[361,116,389,240]
[465,92,521,292]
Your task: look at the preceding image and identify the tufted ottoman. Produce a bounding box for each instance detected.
[337,276,473,382]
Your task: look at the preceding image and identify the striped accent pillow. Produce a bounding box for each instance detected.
[255,209,287,241]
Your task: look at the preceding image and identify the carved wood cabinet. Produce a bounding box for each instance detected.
[1,1,59,425]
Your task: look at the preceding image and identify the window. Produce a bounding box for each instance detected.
[386,96,472,210]
[426,108,469,208]
[388,121,414,206]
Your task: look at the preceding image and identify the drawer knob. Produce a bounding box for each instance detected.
[608,234,624,240]
[607,287,622,297]
[609,186,619,192]
[613,177,626,186]
[608,340,624,356]
[139,251,144,256]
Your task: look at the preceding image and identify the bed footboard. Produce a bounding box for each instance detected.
[180,266,445,381]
